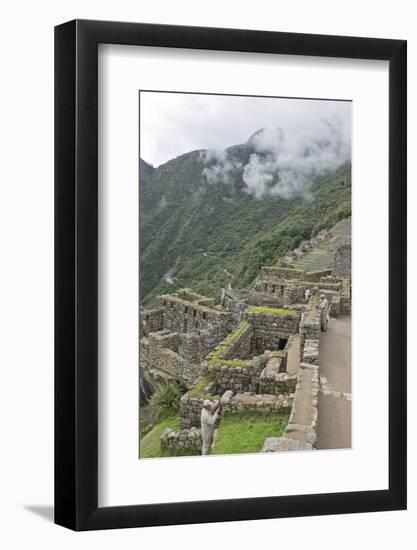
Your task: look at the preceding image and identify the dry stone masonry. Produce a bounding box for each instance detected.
[140,223,352,456]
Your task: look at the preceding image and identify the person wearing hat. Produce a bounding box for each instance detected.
[319,293,330,331]
[201,399,222,455]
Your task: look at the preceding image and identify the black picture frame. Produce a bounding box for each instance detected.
[55,19,407,531]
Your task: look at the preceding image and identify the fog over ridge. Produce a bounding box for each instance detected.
[201,116,351,199]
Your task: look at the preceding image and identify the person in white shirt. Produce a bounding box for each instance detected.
[304,288,311,302]
[201,399,221,455]
[319,294,330,331]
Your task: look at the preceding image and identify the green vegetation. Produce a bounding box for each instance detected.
[140,415,180,458]
[140,412,289,458]
[342,278,351,298]
[247,306,299,317]
[208,320,253,368]
[212,412,288,455]
[148,383,185,423]
[140,416,199,458]
[139,144,351,306]
[187,374,217,398]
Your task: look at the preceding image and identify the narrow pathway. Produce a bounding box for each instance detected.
[317,315,351,449]
[284,364,316,446]
[286,334,301,375]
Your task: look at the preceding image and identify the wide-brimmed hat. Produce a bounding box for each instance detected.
[203,399,213,408]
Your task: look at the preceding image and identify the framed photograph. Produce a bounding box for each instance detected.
[55,20,406,530]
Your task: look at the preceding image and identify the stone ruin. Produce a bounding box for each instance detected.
[141,249,352,456]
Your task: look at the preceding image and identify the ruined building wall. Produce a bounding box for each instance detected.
[303,269,333,282]
[258,267,306,281]
[140,331,199,384]
[157,294,232,337]
[141,308,163,335]
[246,310,301,356]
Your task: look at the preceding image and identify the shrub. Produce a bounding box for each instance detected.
[149,383,184,423]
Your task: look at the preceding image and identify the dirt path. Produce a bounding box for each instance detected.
[317,315,351,450]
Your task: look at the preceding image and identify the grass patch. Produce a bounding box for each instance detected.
[212,412,288,455]
[248,306,299,317]
[208,320,253,368]
[140,416,200,458]
[140,416,180,458]
[187,373,217,398]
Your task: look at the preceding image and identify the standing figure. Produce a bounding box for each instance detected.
[304,288,311,302]
[319,293,330,331]
[201,399,221,455]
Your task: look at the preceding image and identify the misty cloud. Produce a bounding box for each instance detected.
[200,149,242,185]
[140,92,351,168]
[200,117,351,199]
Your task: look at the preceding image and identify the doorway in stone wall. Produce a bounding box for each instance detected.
[278,338,288,350]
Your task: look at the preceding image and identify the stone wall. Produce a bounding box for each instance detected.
[160,426,202,454]
[158,292,233,337]
[303,269,333,282]
[140,308,163,335]
[302,339,319,365]
[299,307,321,340]
[333,244,351,278]
[299,305,321,358]
[221,288,284,319]
[179,379,294,428]
[205,356,266,394]
[247,308,301,355]
[140,331,200,384]
[175,288,215,307]
[330,295,341,317]
[284,362,319,448]
[341,278,351,314]
[223,392,293,416]
[258,267,306,281]
[259,360,297,394]
[256,279,342,305]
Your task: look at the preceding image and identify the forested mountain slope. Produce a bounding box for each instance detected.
[139,131,351,306]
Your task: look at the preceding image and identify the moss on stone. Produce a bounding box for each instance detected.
[306,268,332,275]
[268,351,286,358]
[207,320,253,368]
[342,278,350,297]
[186,373,216,398]
[248,306,299,317]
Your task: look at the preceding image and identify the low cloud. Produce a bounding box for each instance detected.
[200,149,242,185]
[201,117,351,199]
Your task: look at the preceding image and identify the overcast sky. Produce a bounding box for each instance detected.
[140,91,351,167]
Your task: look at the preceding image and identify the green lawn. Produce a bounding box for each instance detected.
[212,413,288,455]
[140,412,289,458]
[140,416,180,458]
[139,416,198,459]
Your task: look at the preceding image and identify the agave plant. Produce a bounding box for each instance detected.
[149,382,184,423]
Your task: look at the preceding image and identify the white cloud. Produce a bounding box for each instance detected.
[241,118,351,199]
[140,92,351,168]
